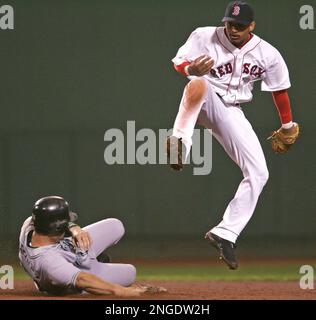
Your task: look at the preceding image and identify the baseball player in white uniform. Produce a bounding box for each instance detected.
[19,196,149,297]
[167,1,300,269]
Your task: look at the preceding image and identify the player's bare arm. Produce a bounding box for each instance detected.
[187,55,215,76]
[75,272,145,297]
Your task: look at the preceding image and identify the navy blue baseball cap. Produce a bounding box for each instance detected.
[222,1,254,26]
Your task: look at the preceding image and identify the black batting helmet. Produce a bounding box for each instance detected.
[32,196,78,236]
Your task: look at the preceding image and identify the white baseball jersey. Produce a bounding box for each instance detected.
[172,26,291,105]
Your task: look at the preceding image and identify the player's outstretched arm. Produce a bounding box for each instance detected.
[75,272,145,297]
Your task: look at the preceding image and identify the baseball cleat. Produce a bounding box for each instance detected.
[166,136,186,171]
[205,232,238,270]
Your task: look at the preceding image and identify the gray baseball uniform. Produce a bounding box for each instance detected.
[18,217,136,295]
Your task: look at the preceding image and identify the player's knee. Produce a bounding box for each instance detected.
[107,218,125,239]
[125,264,137,286]
[255,165,269,186]
[261,166,269,184]
[185,78,208,106]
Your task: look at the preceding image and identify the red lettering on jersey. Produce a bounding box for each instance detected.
[243,63,250,74]
[210,69,217,77]
[217,65,225,77]
[224,63,233,74]
[256,67,265,78]
[243,63,265,78]
[250,65,258,76]
[212,63,265,79]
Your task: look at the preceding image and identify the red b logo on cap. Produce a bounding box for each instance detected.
[232,5,240,16]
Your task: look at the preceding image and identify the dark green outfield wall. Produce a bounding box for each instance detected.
[0,0,315,258]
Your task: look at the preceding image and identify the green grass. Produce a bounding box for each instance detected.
[14,263,304,282]
[136,265,302,281]
[14,267,32,280]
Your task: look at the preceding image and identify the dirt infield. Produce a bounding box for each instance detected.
[1,280,315,300]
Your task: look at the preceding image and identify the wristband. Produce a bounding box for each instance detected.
[282,121,293,129]
[184,65,190,76]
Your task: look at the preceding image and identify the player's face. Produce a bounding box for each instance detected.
[225,21,255,47]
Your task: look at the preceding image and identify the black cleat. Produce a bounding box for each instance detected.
[96,251,111,263]
[166,136,186,171]
[205,232,238,270]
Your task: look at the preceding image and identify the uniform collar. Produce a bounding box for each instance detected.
[215,27,261,55]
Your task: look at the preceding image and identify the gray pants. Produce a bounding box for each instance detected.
[83,218,136,287]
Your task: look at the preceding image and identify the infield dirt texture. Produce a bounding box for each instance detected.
[1,259,315,300]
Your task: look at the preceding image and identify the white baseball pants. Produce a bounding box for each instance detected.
[172,79,269,243]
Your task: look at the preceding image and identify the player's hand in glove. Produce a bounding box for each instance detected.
[187,55,215,76]
[268,122,300,154]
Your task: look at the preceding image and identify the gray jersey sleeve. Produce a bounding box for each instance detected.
[39,252,81,294]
